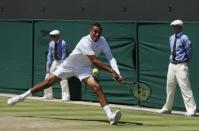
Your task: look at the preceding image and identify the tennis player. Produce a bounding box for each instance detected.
[8,23,123,125]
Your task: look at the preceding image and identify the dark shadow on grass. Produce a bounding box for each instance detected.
[16,115,143,126]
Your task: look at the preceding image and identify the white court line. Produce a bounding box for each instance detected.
[0,93,194,116]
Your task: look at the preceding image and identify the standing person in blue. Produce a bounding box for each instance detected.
[43,30,70,102]
[158,20,197,116]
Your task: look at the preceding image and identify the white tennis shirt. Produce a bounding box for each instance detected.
[68,34,120,75]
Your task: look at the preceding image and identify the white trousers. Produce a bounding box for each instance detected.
[163,63,196,114]
[44,60,70,100]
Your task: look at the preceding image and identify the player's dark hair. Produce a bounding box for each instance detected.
[91,22,103,31]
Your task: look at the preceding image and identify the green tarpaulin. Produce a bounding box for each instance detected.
[0,20,199,111]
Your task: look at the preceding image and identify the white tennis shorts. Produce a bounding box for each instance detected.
[52,59,92,81]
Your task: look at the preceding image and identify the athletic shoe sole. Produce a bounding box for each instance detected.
[110,110,122,125]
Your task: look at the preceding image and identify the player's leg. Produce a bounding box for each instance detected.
[82,76,121,125]
[7,74,61,105]
[159,63,177,113]
[31,74,61,93]
[82,76,107,106]
[175,63,196,116]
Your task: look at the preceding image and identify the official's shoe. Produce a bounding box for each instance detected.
[7,95,24,105]
[62,98,70,102]
[185,112,196,117]
[42,95,53,100]
[62,96,70,102]
[109,110,122,125]
[157,108,171,114]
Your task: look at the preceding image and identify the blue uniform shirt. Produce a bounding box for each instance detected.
[169,32,192,62]
[46,39,70,72]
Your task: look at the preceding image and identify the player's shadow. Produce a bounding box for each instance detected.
[17,116,143,126]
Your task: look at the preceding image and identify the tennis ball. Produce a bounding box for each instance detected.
[92,68,99,76]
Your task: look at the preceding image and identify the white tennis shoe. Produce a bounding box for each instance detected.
[185,112,196,117]
[42,95,53,100]
[109,110,122,125]
[157,108,171,114]
[7,95,24,105]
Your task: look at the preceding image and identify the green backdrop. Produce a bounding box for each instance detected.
[0,20,199,111]
[0,21,32,93]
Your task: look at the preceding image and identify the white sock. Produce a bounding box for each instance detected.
[103,105,112,119]
[21,89,32,99]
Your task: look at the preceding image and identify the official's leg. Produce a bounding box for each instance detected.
[60,79,70,101]
[160,63,177,113]
[175,63,196,115]
[43,73,53,100]
[43,61,58,99]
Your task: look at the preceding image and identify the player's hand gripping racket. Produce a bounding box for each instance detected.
[120,81,152,101]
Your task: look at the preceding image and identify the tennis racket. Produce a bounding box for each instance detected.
[120,81,152,101]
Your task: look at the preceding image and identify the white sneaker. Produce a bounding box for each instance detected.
[62,96,70,102]
[109,110,122,125]
[62,98,70,102]
[42,95,53,100]
[7,95,24,105]
[185,112,196,117]
[157,108,171,114]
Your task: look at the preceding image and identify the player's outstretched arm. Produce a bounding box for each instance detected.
[88,55,122,82]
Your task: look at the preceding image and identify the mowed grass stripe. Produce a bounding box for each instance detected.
[1,96,199,131]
